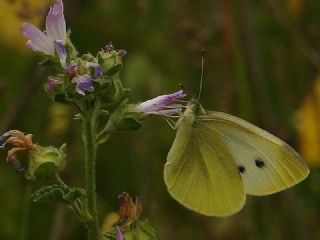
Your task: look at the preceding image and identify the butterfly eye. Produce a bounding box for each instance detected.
[255,159,265,168]
[238,166,246,174]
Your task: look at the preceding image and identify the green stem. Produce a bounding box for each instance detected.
[18,185,32,240]
[55,174,68,188]
[83,112,100,240]
[96,120,114,144]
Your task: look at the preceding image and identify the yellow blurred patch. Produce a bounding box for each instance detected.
[296,77,320,167]
[286,0,303,18]
[47,104,72,138]
[0,0,52,49]
[100,212,119,234]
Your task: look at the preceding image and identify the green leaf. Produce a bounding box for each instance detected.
[96,133,110,145]
[105,63,123,77]
[31,184,85,204]
[125,219,157,240]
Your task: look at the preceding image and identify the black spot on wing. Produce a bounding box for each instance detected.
[238,166,245,174]
[255,159,265,168]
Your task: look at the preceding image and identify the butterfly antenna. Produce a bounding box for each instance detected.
[197,49,205,102]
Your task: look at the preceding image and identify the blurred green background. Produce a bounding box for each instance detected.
[1,0,320,239]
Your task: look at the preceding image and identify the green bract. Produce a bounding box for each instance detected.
[26,144,66,180]
[108,102,142,131]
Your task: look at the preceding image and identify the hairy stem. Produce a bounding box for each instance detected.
[55,174,68,187]
[18,185,32,240]
[83,113,100,240]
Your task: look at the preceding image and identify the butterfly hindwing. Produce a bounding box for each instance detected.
[200,111,309,196]
[164,116,245,216]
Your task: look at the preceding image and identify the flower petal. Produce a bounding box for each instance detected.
[74,74,94,95]
[46,0,66,42]
[147,108,182,116]
[105,41,114,52]
[64,63,79,72]
[117,49,127,58]
[21,23,54,55]
[47,77,61,90]
[86,62,103,77]
[115,226,125,240]
[134,90,186,113]
[54,40,67,66]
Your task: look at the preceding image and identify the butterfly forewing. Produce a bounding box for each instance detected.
[165,116,245,216]
[200,111,309,196]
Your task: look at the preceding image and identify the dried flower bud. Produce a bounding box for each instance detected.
[117,192,142,229]
[1,130,35,171]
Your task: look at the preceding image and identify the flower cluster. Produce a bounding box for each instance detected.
[10,0,189,239]
[20,0,186,119]
[21,0,127,100]
[20,0,186,134]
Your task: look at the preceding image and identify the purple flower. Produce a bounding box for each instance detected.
[54,40,67,66]
[115,226,125,240]
[86,62,103,77]
[64,63,79,73]
[46,0,66,42]
[21,0,66,56]
[47,77,61,90]
[117,49,127,58]
[74,74,94,95]
[134,90,186,116]
[105,42,114,52]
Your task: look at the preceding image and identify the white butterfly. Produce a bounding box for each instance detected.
[164,100,309,216]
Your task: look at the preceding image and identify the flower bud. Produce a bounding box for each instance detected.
[97,46,124,77]
[27,144,66,180]
[134,90,186,117]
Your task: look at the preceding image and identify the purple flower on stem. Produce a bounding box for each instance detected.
[47,77,61,91]
[64,63,79,73]
[134,90,186,116]
[117,49,127,58]
[46,0,66,41]
[105,42,114,52]
[74,74,94,95]
[21,0,66,57]
[86,62,103,77]
[54,40,67,66]
[115,226,125,240]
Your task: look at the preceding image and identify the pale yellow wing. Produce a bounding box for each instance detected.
[200,111,309,196]
[164,117,245,217]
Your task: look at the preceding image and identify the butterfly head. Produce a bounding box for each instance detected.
[182,99,206,125]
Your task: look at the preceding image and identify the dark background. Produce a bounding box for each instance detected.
[0,0,320,239]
